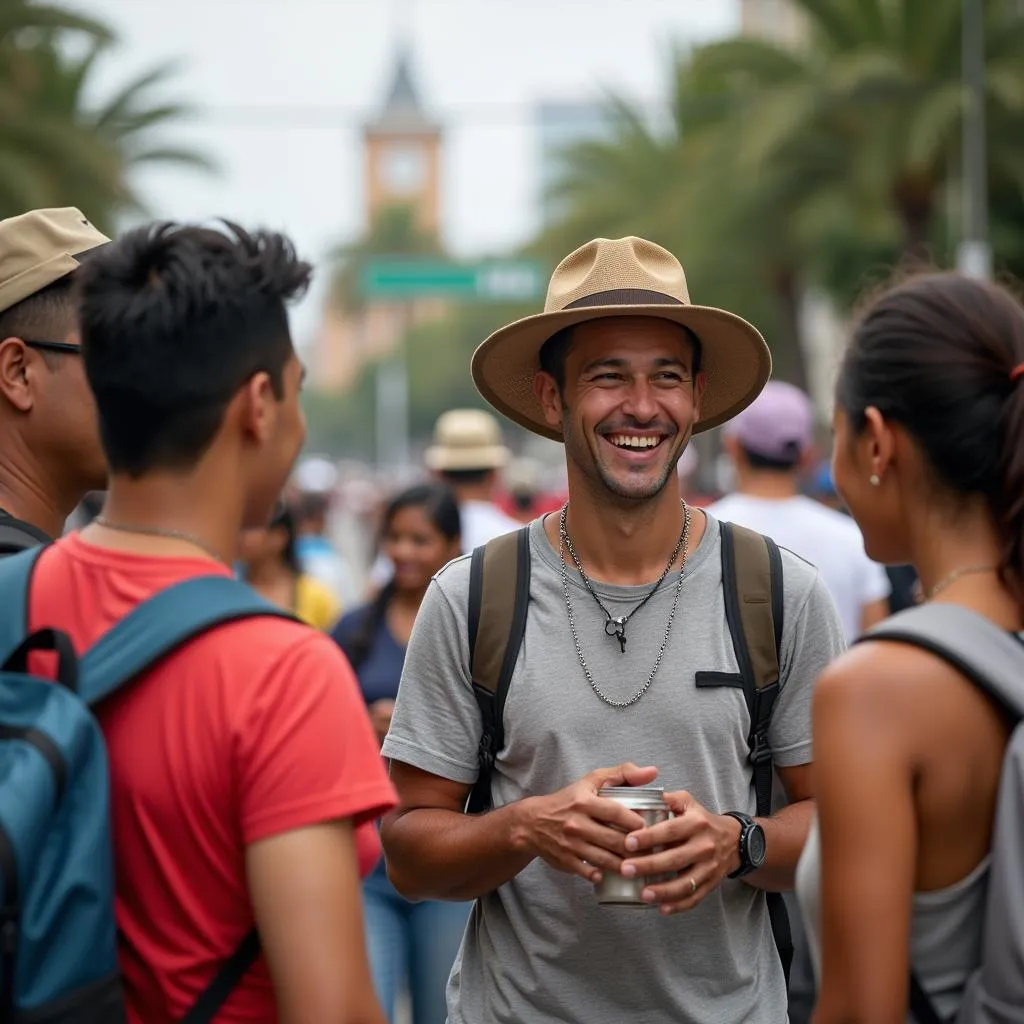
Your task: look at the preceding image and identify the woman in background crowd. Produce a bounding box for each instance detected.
[238,503,341,630]
[796,273,1024,1022]
[332,483,469,1024]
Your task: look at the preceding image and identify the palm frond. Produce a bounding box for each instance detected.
[0,2,111,45]
[904,82,962,171]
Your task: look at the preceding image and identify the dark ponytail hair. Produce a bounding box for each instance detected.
[340,483,461,670]
[835,271,1024,599]
[270,505,302,575]
[241,503,301,578]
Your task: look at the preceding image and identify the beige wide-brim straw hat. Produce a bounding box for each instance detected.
[424,408,512,472]
[471,236,772,442]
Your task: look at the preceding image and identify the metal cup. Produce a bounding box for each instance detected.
[593,786,676,908]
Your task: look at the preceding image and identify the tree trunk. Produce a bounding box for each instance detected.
[892,173,936,267]
[769,265,810,392]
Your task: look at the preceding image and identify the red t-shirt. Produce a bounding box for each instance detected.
[29,535,398,1023]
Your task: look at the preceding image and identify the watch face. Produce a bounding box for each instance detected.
[748,825,767,867]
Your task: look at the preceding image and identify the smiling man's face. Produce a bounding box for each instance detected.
[535,316,704,503]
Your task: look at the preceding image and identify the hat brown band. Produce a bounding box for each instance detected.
[564,288,685,309]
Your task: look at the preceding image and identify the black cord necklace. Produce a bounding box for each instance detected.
[558,502,691,654]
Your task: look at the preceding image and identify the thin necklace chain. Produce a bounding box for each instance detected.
[558,502,692,709]
[928,563,999,600]
[93,516,229,568]
[560,503,687,653]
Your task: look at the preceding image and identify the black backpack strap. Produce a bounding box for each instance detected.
[719,521,792,981]
[1,627,79,690]
[908,971,946,1024]
[0,513,51,555]
[466,527,531,814]
[180,929,261,1023]
[0,546,48,666]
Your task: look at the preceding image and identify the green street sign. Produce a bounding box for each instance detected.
[360,258,545,302]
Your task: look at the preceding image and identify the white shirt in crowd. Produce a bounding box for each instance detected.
[457,499,521,554]
[706,493,891,642]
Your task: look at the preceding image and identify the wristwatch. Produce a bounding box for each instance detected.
[723,811,767,879]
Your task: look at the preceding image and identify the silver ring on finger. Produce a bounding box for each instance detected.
[689,875,697,895]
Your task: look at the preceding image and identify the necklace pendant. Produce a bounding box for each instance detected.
[605,616,628,653]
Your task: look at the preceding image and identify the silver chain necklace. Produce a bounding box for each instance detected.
[93,516,229,567]
[558,502,692,708]
[561,503,687,654]
[928,564,999,600]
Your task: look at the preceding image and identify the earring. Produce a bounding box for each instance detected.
[869,473,881,487]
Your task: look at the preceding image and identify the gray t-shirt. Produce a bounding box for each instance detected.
[383,514,845,1024]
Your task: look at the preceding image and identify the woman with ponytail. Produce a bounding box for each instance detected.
[332,483,467,1024]
[795,272,1024,1023]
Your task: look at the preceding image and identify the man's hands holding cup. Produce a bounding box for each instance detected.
[518,762,658,884]
[620,790,743,915]
[519,770,744,915]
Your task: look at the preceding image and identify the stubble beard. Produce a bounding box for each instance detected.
[563,415,685,505]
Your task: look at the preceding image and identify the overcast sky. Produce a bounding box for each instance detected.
[76,0,739,346]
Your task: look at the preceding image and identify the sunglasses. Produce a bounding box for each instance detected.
[23,339,82,355]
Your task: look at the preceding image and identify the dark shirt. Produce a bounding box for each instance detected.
[331,604,407,705]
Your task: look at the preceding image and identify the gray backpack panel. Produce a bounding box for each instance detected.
[864,603,1024,1024]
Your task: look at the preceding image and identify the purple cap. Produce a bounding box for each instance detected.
[725,381,814,461]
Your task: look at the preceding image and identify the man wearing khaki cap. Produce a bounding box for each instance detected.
[381,237,845,1023]
[424,407,520,553]
[0,207,110,551]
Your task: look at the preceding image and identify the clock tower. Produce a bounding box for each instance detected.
[364,48,442,235]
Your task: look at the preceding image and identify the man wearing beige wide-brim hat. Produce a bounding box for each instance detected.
[381,237,845,1024]
[423,407,520,553]
[0,207,110,551]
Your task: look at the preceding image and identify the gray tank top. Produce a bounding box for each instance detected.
[796,815,988,1020]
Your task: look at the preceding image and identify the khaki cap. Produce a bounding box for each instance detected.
[471,236,771,441]
[0,207,110,316]
[424,409,511,472]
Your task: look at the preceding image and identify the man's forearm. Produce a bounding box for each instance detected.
[746,798,814,892]
[381,801,537,901]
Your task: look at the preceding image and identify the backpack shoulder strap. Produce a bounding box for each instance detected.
[0,515,51,555]
[79,575,296,706]
[718,520,791,981]
[466,526,531,814]
[719,520,785,812]
[0,546,47,664]
[861,603,1024,721]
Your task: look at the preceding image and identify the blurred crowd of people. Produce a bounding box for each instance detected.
[1,208,1022,1024]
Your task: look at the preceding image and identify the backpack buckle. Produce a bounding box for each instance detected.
[477,731,495,770]
[748,730,772,767]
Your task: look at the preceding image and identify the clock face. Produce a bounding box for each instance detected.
[380,144,427,195]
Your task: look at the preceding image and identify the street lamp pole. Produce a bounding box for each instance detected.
[957,0,991,280]
[374,303,411,473]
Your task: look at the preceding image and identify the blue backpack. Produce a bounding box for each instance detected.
[0,546,294,1023]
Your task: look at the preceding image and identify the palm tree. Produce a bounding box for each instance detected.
[0,0,113,215]
[538,64,826,387]
[690,0,1024,265]
[0,3,213,228]
[8,35,213,229]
